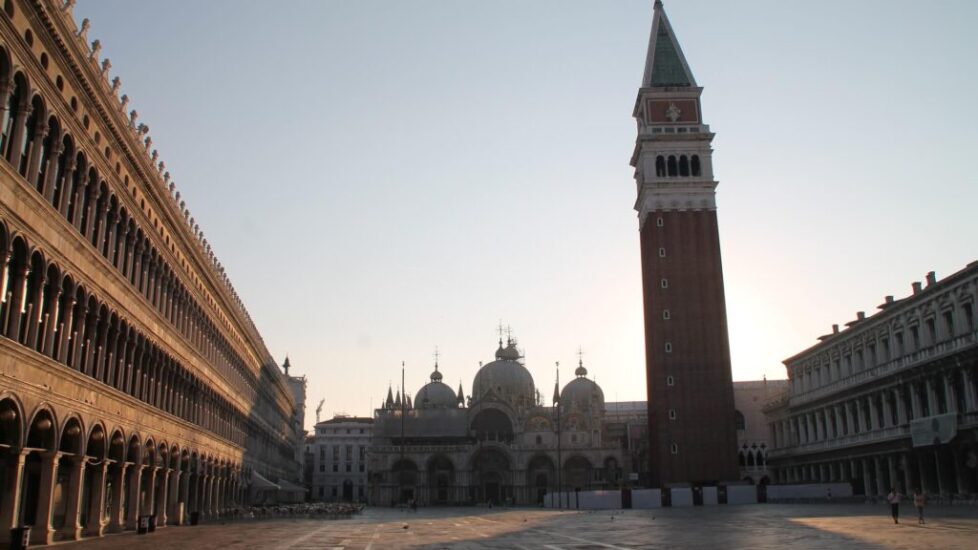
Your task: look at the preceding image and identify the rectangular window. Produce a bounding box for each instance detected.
[910,326,920,350]
[332,487,337,497]
[332,464,338,472]
[333,446,339,461]
[359,464,365,472]
[346,444,353,462]
[925,318,936,344]
[319,464,325,472]
[668,409,676,420]
[670,443,678,455]
[661,279,668,289]
[666,375,675,386]
[943,310,955,338]
[964,302,975,332]
[662,309,670,320]
[346,464,351,472]
[895,331,904,355]
[658,247,666,258]
[359,446,366,461]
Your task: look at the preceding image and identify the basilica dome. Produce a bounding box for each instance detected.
[472,340,536,407]
[560,362,604,413]
[415,365,459,409]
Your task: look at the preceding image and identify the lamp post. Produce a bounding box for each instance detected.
[553,361,562,509]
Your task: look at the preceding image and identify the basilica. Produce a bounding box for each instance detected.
[367,336,638,506]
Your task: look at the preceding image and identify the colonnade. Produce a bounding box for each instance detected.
[773,443,978,497]
[772,366,978,449]
[0,393,244,545]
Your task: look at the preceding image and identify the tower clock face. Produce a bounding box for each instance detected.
[646,99,699,124]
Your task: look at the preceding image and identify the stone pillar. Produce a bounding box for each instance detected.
[856,401,868,433]
[57,456,86,540]
[125,465,143,530]
[861,459,873,496]
[107,463,129,533]
[868,395,879,430]
[902,454,914,494]
[933,449,945,495]
[30,451,61,545]
[910,382,922,419]
[815,412,825,441]
[155,469,169,527]
[0,451,27,544]
[962,370,977,412]
[874,456,886,496]
[925,378,938,416]
[881,393,893,428]
[887,455,899,493]
[833,406,844,437]
[168,470,183,525]
[943,373,958,414]
[845,402,856,434]
[83,461,109,537]
[142,467,157,516]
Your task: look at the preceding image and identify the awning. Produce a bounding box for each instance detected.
[250,471,280,490]
[277,479,306,494]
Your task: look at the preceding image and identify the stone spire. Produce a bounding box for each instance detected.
[642,1,697,88]
[385,385,394,409]
[282,355,291,376]
[457,381,465,405]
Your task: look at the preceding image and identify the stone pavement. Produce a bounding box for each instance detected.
[63,504,978,549]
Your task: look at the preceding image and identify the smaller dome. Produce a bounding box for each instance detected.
[430,364,443,382]
[560,364,604,414]
[415,380,458,409]
[496,340,521,361]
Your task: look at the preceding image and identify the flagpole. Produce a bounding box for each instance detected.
[555,361,562,509]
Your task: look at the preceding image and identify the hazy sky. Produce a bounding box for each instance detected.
[74,1,978,428]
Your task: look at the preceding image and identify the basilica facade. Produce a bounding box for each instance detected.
[368,338,629,506]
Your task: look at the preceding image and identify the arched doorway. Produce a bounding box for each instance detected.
[21,409,57,530]
[564,456,593,491]
[0,397,23,531]
[342,479,353,502]
[391,459,418,505]
[526,454,554,505]
[427,455,454,505]
[471,447,511,505]
[80,424,106,530]
[51,417,83,531]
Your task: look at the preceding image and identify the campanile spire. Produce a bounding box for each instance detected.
[632,1,738,487]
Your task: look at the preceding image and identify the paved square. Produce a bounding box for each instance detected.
[68,504,978,549]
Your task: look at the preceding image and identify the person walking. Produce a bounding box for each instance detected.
[913,488,926,524]
[886,488,901,524]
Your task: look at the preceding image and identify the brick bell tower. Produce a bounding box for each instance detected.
[632,1,738,487]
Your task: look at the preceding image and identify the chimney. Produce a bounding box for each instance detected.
[926,271,937,287]
[885,295,894,304]
[856,311,865,321]
[912,282,922,294]
[832,324,839,334]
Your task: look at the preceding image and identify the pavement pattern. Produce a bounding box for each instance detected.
[64,504,978,549]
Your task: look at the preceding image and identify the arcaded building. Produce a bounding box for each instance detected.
[368,337,629,506]
[766,264,978,496]
[631,1,738,486]
[0,1,299,545]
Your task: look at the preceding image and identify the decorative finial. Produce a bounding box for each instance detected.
[110,76,121,96]
[100,58,111,78]
[89,39,101,61]
[120,94,129,113]
[64,0,77,14]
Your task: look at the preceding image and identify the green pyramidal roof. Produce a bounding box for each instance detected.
[643,2,696,87]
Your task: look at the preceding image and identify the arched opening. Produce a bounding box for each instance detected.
[526,454,554,504]
[1,72,27,161]
[564,456,593,491]
[427,455,454,505]
[667,155,677,177]
[51,417,83,530]
[471,408,514,443]
[679,155,689,177]
[342,479,354,502]
[691,155,701,176]
[390,459,418,505]
[655,155,665,177]
[0,397,23,528]
[21,408,57,528]
[471,448,511,505]
[735,410,746,431]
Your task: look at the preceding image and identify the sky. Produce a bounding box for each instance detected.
[73,1,978,428]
